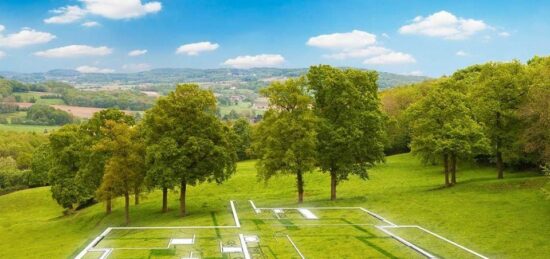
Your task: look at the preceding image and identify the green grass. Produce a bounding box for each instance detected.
[0,153,548,258]
[13,92,66,105]
[219,101,265,116]
[0,124,60,133]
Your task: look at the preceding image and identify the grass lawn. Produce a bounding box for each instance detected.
[0,153,548,258]
[0,123,60,133]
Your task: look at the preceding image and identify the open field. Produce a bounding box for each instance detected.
[0,123,60,132]
[0,153,548,258]
[10,102,138,118]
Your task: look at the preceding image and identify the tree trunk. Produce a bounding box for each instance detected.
[297,171,304,204]
[496,150,504,179]
[330,171,337,201]
[105,197,112,214]
[134,187,140,205]
[496,111,504,179]
[179,180,187,217]
[451,154,457,185]
[444,154,450,187]
[124,192,130,225]
[161,187,168,213]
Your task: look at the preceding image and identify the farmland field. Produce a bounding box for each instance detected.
[0,123,60,132]
[0,154,548,258]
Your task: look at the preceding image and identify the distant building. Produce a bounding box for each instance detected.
[229,95,246,103]
[253,97,269,109]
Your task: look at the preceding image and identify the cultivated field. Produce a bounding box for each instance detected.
[0,154,548,258]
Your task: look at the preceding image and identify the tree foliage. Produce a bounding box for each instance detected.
[143,84,237,215]
[307,65,386,200]
[253,78,317,203]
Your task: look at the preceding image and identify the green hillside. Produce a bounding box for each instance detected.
[0,153,548,258]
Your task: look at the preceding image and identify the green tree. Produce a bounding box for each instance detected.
[143,84,237,216]
[407,79,489,186]
[94,121,145,225]
[472,61,528,179]
[232,118,252,160]
[79,109,135,213]
[253,78,317,203]
[29,144,51,187]
[307,65,385,200]
[520,56,550,165]
[48,125,88,210]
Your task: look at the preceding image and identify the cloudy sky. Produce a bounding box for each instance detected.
[0,0,549,76]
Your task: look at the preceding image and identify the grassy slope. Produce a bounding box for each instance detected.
[0,153,548,258]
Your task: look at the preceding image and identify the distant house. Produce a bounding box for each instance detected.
[229,95,246,104]
[253,97,269,109]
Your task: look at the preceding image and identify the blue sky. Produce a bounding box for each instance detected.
[0,0,549,76]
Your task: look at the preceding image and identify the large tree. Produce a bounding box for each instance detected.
[472,61,528,179]
[94,121,145,225]
[307,65,385,200]
[48,125,88,210]
[78,109,135,213]
[143,84,237,216]
[407,79,489,186]
[253,78,317,203]
[520,56,550,165]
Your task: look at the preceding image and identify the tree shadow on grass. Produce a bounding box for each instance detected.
[355,236,400,259]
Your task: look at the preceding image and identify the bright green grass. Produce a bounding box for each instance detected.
[0,123,60,133]
[13,92,66,105]
[0,153,548,258]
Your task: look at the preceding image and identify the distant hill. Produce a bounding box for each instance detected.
[0,68,429,89]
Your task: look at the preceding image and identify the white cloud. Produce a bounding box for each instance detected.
[363,52,416,65]
[323,46,391,60]
[399,11,489,40]
[498,31,510,37]
[456,50,468,56]
[76,65,115,73]
[307,30,376,49]
[122,63,151,72]
[128,49,147,56]
[223,54,285,69]
[34,45,112,58]
[45,0,161,24]
[82,0,162,20]
[0,25,5,32]
[82,21,100,27]
[176,42,219,56]
[44,5,87,24]
[381,33,390,39]
[0,27,56,48]
[0,51,5,59]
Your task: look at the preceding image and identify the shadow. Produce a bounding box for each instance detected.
[210,211,221,238]
[356,236,399,259]
[340,218,375,237]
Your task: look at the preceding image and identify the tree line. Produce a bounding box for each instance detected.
[382,56,550,186]
[37,65,385,224]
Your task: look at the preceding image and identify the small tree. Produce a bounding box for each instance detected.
[253,78,317,203]
[307,65,385,200]
[94,121,145,225]
[232,118,252,161]
[143,84,237,216]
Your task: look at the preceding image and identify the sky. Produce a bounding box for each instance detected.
[0,0,549,77]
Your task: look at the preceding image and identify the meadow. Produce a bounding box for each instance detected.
[0,153,548,258]
[0,123,60,133]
